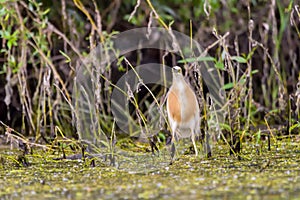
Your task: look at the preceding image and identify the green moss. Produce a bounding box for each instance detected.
[0,140,299,199]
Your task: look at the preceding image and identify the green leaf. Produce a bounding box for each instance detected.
[178,56,215,63]
[158,132,166,143]
[231,56,247,63]
[0,7,6,17]
[59,50,71,63]
[7,40,12,49]
[289,122,300,132]
[222,82,234,90]
[42,8,50,16]
[0,64,6,74]
[2,30,10,39]
[256,129,261,144]
[4,13,9,21]
[219,123,231,132]
[251,69,259,74]
[215,61,224,70]
[239,78,246,84]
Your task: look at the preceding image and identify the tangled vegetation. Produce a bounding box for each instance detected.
[0,0,299,198]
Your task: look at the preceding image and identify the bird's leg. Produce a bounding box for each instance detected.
[191,129,198,156]
[170,142,176,160]
[205,131,212,158]
[170,133,176,161]
[170,123,177,163]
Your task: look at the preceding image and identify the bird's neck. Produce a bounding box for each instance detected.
[173,76,186,90]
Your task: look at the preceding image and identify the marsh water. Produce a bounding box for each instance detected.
[0,140,299,199]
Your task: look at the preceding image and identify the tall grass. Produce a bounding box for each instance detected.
[0,0,299,164]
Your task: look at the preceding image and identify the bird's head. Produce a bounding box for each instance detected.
[172,66,183,78]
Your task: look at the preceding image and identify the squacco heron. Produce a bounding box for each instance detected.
[167,66,200,160]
